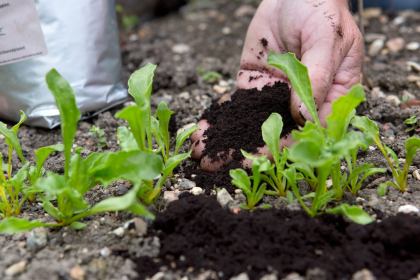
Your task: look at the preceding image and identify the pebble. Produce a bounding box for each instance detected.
[363,8,381,19]
[386,38,405,52]
[235,189,243,194]
[406,42,420,51]
[402,90,416,100]
[179,179,196,190]
[368,39,384,57]
[392,16,406,26]
[152,94,173,107]
[112,227,125,237]
[179,91,190,99]
[365,33,386,43]
[5,261,27,276]
[100,247,111,257]
[234,4,256,18]
[0,134,5,139]
[190,186,203,195]
[222,26,232,35]
[407,61,420,72]
[70,265,85,280]
[213,85,228,94]
[171,44,190,54]
[134,217,148,235]
[356,197,366,204]
[163,191,179,202]
[260,274,278,280]
[414,170,420,181]
[385,95,401,106]
[26,227,47,253]
[217,188,233,208]
[407,75,420,82]
[176,122,197,136]
[370,87,386,99]
[398,205,420,213]
[282,272,305,280]
[351,269,377,280]
[218,93,232,104]
[326,179,333,188]
[230,273,250,280]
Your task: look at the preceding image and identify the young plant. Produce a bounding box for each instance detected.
[230,155,271,210]
[196,67,222,84]
[115,63,198,205]
[0,69,162,234]
[404,116,419,133]
[351,116,420,194]
[89,125,107,149]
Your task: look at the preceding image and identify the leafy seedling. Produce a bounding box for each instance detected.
[404,116,419,133]
[89,125,107,149]
[0,69,162,234]
[230,155,271,210]
[116,63,198,204]
[197,67,222,84]
[351,116,420,193]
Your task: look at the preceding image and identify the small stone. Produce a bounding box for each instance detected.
[116,184,130,195]
[112,227,125,237]
[213,85,228,94]
[368,39,384,57]
[385,95,401,106]
[100,247,111,257]
[356,197,366,204]
[230,272,250,280]
[172,44,190,54]
[70,265,85,280]
[414,170,420,180]
[235,189,243,194]
[0,134,4,140]
[386,38,405,52]
[217,188,233,208]
[407,61,420,72]
[134,217,148,235]
[260,274,278,280]
[392,16,406,26]
[26,227,47,253]
[219,80,229,87]
[306,267,327,280]
[351,269,377,280]
[234,4,256,18]
[179,179,196,190]
[152,94,173,107]
[402,90,416,100]
[326,179,333,188]
[218,93,232,104]
[177,122,197,136]
[363,7,381,19]
[407,42,420,51]
[365,33,386,43]
[282,272,305,280]
[407,75,420,82]
[398,205,420,213]
[5,261,27,276]
[179,91,190,99]
[163,191,178,202]
[191,187,203,195]
[370,87,386,99]
[222,26,232,35]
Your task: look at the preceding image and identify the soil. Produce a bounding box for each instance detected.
[135,195,420,280]
[1,1,420,280]
[200,81,296,163]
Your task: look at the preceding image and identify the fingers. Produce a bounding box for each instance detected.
[190,120,210,143]
[200,149,234,172]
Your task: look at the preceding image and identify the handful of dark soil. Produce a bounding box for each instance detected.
[201,81,297,162]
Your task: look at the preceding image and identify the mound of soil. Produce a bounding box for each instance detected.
[135,195,420,280]
[201,81,297,163]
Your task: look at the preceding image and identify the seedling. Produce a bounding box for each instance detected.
[230,154,271,210]
[197,68,222,84]
[89,125,107,149]
[115,63,198,204]
[404,116,419,133]
[351,116,420,194]
[0,70,162,234]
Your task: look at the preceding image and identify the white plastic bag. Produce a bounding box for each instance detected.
[0,0,127,128]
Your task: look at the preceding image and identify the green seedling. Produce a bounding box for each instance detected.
[89,125,107,149]
[230,154,271,210]
[404,116,419,133]
[197,68,222,84]
[116,63,198,205]
[351,116,420,194]
[0,69,162,234]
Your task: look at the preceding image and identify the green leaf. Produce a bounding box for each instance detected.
[0,217,46,234]
[115,106,147,152]
[327,204,373,225]
[326,84,366,142]
[267,51,320,127]
[9,163,29,192]
[40,199,61,219]
[128,63,156,110]
[262,113,283,167]
[86,151,163,188]
[11,110,27,134]
[292,121,324,147]
[155,102,174,157]
[0,122,25,163]
[35,144,64,177]
[175,124,199,155]
[404,116,417,125]
[117,127,139,152]
[350,116,379,138]
[151,117,165,152]
[162,152,191,179]
[254,183,267,207]
[230,169,251,189]
[384,145,399,168]
[68,151,89,194]
[378,182,391,196]
[405,136,420,166]
[70,222,87,230]
[313,190,336,211]
[289,140,323,166]
[46,69,81,179]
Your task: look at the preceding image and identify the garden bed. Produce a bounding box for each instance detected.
[2,1,420,280]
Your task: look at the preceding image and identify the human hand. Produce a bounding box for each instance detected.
[191,0,363,172]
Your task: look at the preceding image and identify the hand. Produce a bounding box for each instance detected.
[191,0,363,172]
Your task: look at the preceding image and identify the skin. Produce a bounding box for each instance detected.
[191,0,363,172]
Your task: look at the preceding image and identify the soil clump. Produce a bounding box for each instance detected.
[135,195,420,280]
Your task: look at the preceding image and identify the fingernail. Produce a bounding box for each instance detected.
[299,103,313,122]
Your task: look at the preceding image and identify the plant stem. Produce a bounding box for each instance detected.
[7,147,12,180]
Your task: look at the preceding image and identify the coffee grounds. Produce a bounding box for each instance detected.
[201,81,296,163]
[184,161,250,194]
[135,195,420,280]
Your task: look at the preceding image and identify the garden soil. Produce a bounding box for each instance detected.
[1,1,420,280]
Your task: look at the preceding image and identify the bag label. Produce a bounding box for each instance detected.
[0,0,48,66]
